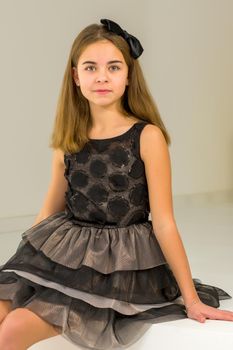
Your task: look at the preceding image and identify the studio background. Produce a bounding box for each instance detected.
[0,2,233,349]
[0,0,232,219]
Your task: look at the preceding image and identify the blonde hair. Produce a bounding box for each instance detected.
[49,22,171,154]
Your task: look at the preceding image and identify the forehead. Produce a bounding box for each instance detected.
[78,40,125,64]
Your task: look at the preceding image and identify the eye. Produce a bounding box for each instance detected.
[109,65,120,71]
[84,65,120,72]
[85,66,96,71]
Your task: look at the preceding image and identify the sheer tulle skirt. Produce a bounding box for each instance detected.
[0,211,231,349]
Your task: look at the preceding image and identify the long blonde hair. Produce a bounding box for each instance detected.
[49,22,171,154]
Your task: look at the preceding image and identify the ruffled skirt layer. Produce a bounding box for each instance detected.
[0,211,231,349]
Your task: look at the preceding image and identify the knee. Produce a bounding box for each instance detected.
[0,300,13,324]
[0,308,28,349]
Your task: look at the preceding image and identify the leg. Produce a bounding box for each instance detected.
[0,307,61,350]
[0,300,13,323]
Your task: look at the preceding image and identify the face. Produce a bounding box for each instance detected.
[72,40,129,110]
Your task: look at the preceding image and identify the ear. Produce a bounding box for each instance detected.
[72,67,80,86]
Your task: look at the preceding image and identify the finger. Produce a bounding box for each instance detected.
[218,312,233,321]
[216,308,233,315]
[204,310,233,321]
[198,316,206,323]
[221,310,233,316]
[216,310,233,321]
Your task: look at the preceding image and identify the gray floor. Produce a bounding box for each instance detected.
[0,191,233,349]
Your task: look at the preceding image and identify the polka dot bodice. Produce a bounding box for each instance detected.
[64,121,150,227]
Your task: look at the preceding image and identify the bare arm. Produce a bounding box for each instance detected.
[141,125,199,307]
[32,148,68,226]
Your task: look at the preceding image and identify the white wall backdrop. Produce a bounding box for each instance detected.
[0,0,232,219]
[143,0,233,195]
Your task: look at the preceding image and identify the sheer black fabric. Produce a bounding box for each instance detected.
[0,121,231,350]
[63,122,150,226]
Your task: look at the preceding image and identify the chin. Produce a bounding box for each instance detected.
[90,99,119,107]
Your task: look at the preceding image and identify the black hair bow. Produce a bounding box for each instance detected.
[100,19,144,59]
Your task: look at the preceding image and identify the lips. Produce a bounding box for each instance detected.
[94,89,112,95]
[94,90,111,92]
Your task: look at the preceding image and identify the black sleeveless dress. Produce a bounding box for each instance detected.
[0,121,231,349]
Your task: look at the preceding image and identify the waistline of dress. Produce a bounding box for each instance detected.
[70,218,152,229]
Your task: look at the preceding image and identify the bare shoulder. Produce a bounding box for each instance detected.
[140,124,167,161]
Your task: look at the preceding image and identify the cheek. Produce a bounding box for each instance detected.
[80,75,93,88]
[118,79,128,91]
[114,74,128,87]
[78,69,91,83]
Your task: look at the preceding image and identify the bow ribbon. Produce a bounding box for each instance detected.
[100,19,144,59]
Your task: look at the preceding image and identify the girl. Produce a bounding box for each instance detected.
[0,18,232,350]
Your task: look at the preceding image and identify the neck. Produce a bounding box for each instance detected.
[89,103,130,130]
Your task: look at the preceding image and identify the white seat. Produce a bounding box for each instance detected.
[30,303,233,350]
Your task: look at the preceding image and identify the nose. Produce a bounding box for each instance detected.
[96,76,108,83]
[96,68,109,83]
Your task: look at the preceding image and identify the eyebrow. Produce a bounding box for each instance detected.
[81,60,123,65]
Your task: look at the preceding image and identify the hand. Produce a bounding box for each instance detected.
[186,300,233,323]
